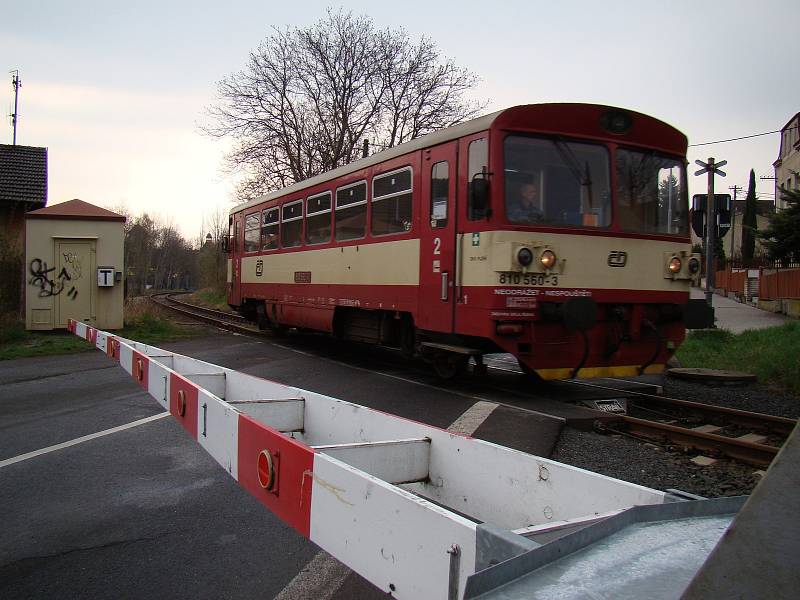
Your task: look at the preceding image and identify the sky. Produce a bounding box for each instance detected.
[2,0,798,240]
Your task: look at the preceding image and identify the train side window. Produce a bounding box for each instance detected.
[467,138,488,220]
[372,167,412,236]
[244,213,260,252]
[262,208,279,250]
[430,161,449,228]
[306,191,332,245]
[335,181,367,241]
[281,200,303,248]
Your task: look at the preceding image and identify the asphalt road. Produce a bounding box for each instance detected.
[0,329,568,599]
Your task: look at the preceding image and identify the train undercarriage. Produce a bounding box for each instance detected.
[235,297,710,381]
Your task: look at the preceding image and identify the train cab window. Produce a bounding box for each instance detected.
[616,149,688,235]
[306,191,332,245]
[244,213,260,252]
[430,161,449,228]
[281,201,303,248]
[467,138,488,220]
[262,208,279,250]
[504,136,611,227]
[372,167,412,236]
[335,181,367,241]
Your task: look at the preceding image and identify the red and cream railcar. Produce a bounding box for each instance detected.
[226,104,709,379]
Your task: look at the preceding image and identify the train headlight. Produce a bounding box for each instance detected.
[688,257,700,275]
[668,256,682,274]
[517,247,534,267]
[540,249,557,270]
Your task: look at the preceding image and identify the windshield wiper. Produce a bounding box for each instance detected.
[553,138,594,208]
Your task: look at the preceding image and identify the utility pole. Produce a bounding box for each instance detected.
[10,69,21,145]
[728,184,741,261]
[694,157,727,307]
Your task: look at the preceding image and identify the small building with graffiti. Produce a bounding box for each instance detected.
[25,199,125,330]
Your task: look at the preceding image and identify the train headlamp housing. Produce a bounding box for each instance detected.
[497,242,562,274]
[540,249,557,270]
[663,251,700,281]
[517,247,534,267]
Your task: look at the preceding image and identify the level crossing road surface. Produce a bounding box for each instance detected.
[0,331,565,599]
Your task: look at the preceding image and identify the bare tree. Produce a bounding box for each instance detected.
[197,206,230,294]
[203,9,485,202]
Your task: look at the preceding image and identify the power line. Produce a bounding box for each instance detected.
[689,124,799,147]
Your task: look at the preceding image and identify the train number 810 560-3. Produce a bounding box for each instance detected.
[498,272,559,286]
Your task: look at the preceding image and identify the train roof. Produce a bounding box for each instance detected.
[230,103,685,215]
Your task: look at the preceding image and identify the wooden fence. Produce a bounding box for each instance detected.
[714,267,800,300]
[760,269,800,300]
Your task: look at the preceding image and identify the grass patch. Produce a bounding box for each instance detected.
[676,321,800,394]
[0,314,94,360]
[120,298,201,345]
[0,331,94,360]
[0,300,202,361]
[188,288,229,311]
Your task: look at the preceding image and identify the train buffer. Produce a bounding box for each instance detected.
[68,319,783,599]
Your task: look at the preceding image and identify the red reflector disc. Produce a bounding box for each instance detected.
[177,390,186,417]
[257,450,274,490]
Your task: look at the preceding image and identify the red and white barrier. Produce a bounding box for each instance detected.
[69,320,669,599]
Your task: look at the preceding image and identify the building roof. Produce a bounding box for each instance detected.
[25,198,126,222]
[0,144,48,206]
[779,111,800,133]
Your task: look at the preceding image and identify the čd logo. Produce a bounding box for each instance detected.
[608,251,628,267]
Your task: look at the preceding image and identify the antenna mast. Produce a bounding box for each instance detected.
[10,69,21,145]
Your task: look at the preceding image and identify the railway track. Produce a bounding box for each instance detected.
[150,292,248,329]
[566,379,796,468]
[150,292,797,468]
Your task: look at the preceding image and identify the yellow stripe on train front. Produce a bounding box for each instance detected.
[533,364,666,380]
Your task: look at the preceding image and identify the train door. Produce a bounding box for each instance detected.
[230,213,243,306]
[418,142,458,332]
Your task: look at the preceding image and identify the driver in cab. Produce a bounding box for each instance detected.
[507,179,544,224]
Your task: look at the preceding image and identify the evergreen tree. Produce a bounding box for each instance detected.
[741,169,758,263]
[759,184,800,263]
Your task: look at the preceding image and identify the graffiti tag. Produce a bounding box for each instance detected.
[29,258,79,299]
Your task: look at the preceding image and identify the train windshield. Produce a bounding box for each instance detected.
[616,149,688,235]
[504,136,611,227]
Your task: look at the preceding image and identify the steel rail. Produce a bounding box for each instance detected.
[607,416,782,468]
[561,378,797,437]
[158,292,245,323]
[627,395,797,437]
[149,292,252,333]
